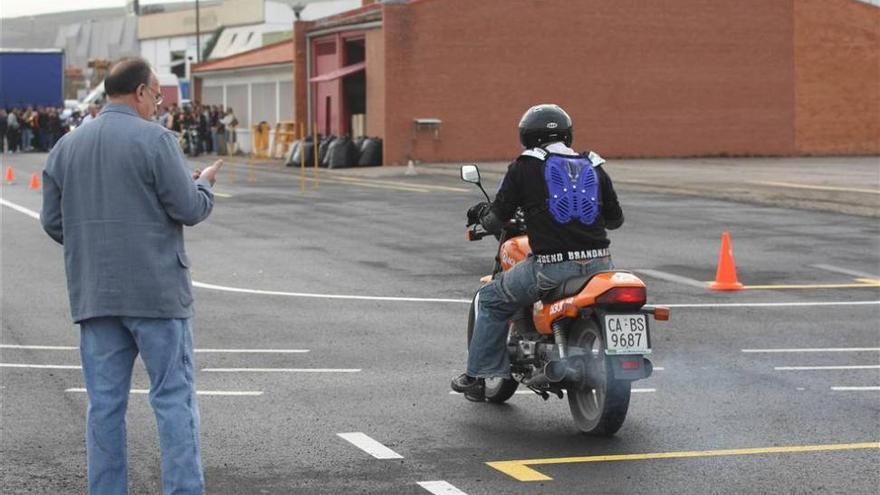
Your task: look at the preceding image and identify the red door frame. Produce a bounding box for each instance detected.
[311,30,366,137]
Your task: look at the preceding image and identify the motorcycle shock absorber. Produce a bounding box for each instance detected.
[551,318,570,359]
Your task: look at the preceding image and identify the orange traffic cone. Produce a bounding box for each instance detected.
[4,166,15,184]
[709,231,744,291]
[28,172,41,191]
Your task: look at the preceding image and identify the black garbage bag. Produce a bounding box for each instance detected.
[292,137,315,167]
[327,135,359,169]
[285,139,301,167]
[358,137,383,167]
[318,136,336,168]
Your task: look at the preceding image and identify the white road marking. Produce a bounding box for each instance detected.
[417,480,469,495]
[2,198,877,310]
[0,345,78,350]
[0,344,310,353]
[193,281,471,304]
[0,198,40,219]
[666,301,880,308]
[775,365,880,371]
[831,386,880,391]
[811,264,880,280]
[65,388,262,396]
[202,368,361,373]
[744,348,880,353]
[0,363,81,369]
[194,348,309,354]
[447,388,656,396]
[635,269,707,289]
[337,432,404,459]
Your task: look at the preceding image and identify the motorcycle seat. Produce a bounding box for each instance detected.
[541,274,592,303]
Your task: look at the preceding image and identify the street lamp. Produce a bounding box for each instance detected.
[195,0,201,63]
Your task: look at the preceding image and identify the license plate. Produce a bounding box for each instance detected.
[604,314,650,354]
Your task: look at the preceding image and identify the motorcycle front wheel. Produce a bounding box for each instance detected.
[466,297,519,403]
[566,318,631,436]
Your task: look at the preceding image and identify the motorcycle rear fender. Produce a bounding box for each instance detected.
[532,271,647,334]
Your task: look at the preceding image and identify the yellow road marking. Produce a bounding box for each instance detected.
[334,175,469,192]
[487,442,880,482]
[213,192,233,198]
[318,177,430,193]
[751,181,880,195]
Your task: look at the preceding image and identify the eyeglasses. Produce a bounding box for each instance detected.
[143,84,164,105]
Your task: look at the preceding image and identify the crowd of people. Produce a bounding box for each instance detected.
[1,106,70,153]
[158,102,238,156]
[1,101,238,156]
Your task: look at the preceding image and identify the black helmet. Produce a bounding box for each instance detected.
[518,104,573,148]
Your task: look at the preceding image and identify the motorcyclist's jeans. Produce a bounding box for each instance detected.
[467,255,614,378]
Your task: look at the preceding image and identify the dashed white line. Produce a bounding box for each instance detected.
[447,388,656,396]
[775,365,880,371]
[0,344,310,353]
[831,386,880,391]
[65,388,263,396]
[202,368,361,373]
[0,363,81,369]
[337,432,403,459]
[194,348,309,354]
[417,480,469,495]
[667,301,880,309]
[743,348,880,353]
[0,345,78,350]
[811,264,880,280]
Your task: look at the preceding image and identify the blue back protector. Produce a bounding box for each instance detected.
[543,153,600,225]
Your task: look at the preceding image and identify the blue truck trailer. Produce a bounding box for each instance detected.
[0,49,64,108]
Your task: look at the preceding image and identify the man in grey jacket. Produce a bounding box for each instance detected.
[41,58,222,495]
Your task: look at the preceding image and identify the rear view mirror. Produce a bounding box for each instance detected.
[460,165,481,184]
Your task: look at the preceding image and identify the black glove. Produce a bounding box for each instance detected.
[466,202,491,226]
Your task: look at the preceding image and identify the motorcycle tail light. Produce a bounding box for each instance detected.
[596,287,646,307]
[621,359,641,370]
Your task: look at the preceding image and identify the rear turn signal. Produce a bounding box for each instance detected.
[653,306,670,321]
[596,287,647,306]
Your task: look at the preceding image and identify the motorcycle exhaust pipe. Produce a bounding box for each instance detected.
[526,358,580,387]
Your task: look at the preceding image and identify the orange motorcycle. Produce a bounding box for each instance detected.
[460,165,669,435]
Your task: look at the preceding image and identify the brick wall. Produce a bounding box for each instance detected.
[794,0,880,154]
[381,0,799,165]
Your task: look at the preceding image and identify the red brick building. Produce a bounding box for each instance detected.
[270,0,879,164]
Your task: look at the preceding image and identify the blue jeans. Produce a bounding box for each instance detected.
[20,128,32,151]
[80,317,204,495]
[467,255,614,378]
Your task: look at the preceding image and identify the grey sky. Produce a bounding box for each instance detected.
[0,0,191,18]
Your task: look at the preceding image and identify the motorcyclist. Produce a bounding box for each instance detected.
[451,104,624,401]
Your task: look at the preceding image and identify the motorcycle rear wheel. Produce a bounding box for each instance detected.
[466,297,519,403]
[566,319,631,436]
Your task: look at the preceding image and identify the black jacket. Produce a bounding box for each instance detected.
[489,149,623,256]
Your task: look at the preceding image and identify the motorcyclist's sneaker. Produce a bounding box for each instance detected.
[451,373,485,401]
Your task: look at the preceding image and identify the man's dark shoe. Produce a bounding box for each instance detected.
[451,373,485,401]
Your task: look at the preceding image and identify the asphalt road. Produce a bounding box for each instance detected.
[2,151,879,494]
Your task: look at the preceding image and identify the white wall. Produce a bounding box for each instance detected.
[199,66,294,154]
[141,33,211,77]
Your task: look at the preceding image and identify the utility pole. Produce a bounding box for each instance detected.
[195,0,201,63]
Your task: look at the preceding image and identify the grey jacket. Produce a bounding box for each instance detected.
[41,103,214,323]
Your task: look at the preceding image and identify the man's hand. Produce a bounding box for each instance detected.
[467,202,490,226]
[199,160,224,186]
[191,168,201,180]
